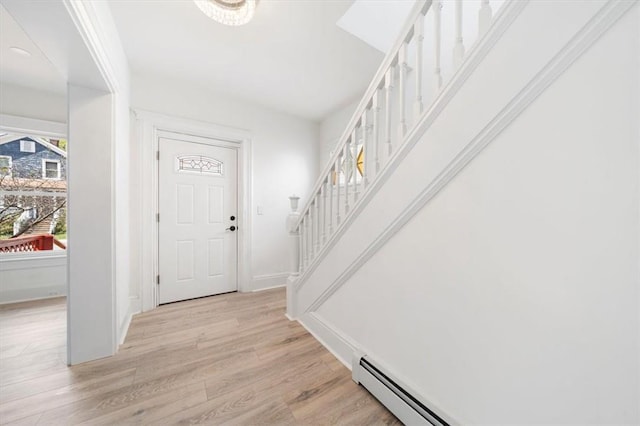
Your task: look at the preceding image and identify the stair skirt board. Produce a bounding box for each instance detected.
[352,355,449,426]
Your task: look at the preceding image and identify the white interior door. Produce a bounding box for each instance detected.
[158,136,238,304]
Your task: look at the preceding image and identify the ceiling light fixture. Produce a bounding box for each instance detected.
[9,46,31,57]
[194,0,257,26]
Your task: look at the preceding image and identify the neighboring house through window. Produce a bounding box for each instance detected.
[0,155,11,177]
[42,159,61,179]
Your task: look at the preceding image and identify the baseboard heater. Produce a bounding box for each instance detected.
[352,355,449,426]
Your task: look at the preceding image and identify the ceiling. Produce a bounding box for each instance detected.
[338,0,415,54]
[0,4,66,94]
[0,1,414,122]
[108,0,385,122]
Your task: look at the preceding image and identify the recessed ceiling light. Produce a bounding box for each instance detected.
[9,46,31,57]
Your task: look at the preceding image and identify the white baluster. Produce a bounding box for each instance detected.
[314,195,320,253]
[352,129,359,203]
[302,214,308,268]
[478,0,492,36]
[328,166,334,234]
[307,212,312,264]
[414,12,425,120]
[310,201,318,261]
[453,0,465,68]
[299,222,304,273]
[398,42,408,141]
[434,0,443,91]
[344,139,351,214]
[372,90,381,174]
[333,155,342,226]
[361,110,369,188]
[286,195,300,275]
[384,67,394,156]
[321,181,327,244]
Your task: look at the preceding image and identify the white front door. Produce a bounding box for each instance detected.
[158,136,238,304]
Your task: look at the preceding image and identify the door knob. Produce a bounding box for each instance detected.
[226,226,236,231]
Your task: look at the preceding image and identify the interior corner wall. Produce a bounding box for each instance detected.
[0,83,67,123]
[67,84,115,364]
[130,72,319,289]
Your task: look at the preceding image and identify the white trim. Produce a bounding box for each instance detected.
[0,114,66,139]
[129,295,141,316]
[20,139,36,153]
[118,305,133,345]
[297,312,356,370]
[42,158,62,180]
[135,109,253,312]
[0,252,67,267]
[0,288,66,305]
[0,155,12,177]
[251,272,289,291]
[298,315,461,426]
[118,295,140,345]
[299,0,635,314]
[294,0,528,286]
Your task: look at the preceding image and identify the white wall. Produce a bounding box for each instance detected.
[130,72,319,289]
[295,1,639,423]
[0,253,66,303]
[0,83,66,123]
[318,99,359,169]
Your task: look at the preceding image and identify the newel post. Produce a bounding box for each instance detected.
[285,195,301,320]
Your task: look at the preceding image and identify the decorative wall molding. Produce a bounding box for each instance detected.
[293,0,529,291]
[300,0,635,314]
[135,109,253,312]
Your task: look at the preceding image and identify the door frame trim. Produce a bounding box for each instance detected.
[135,109,252,311]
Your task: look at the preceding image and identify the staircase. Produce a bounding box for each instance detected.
[286,0,639,424]
[23,217,53,235]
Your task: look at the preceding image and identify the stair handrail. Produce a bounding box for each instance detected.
[290,0,497,282]
[295,0,432,231]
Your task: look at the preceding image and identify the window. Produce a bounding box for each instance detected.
[42,159,61,179]
[176,155,223,176]
[0,156,11,177]
[20,140,36,153]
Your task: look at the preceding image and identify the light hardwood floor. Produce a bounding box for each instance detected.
[0,288,399,425]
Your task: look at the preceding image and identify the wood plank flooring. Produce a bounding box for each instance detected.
[0,289,399,425]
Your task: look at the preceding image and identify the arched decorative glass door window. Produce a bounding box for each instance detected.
[176,155,224,176]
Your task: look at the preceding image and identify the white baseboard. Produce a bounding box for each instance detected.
[298,312,357,370]
[129,295,141,315]
[0,285,67,305]
[118,296,141,346]
[250,273,289,292]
